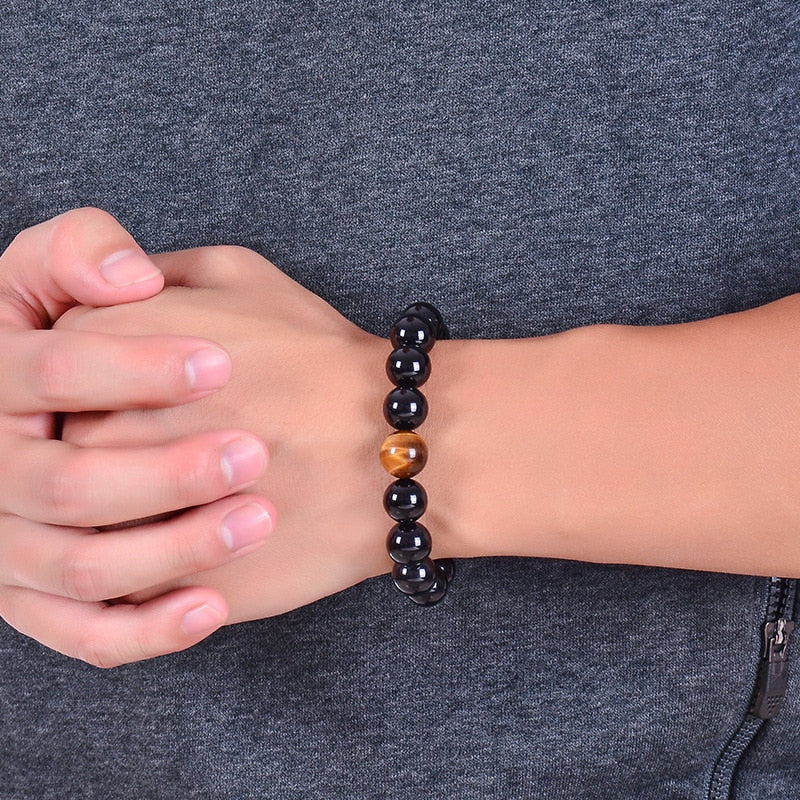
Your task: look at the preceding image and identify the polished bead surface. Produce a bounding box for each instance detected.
[383,479,427,521]
[439,558,456,584]
[392,557,437,594]
[380,431,428,478]
[403,302,446,340]
[387,520,432,563]
[385,346,431,387]
[383,386,428,430]
[390,315,435,352]
[408,570,449,605]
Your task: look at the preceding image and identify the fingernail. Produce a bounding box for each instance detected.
[181,602,226,636]
[186,347,232,392]
[220,437,268,488]
[99,249,162,287]
[220,503,273,552]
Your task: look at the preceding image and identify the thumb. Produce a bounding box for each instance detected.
[0,207,165,329]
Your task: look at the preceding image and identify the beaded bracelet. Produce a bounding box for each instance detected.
[380,302,454,606]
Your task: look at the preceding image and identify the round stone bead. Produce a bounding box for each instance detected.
[380,431,428,478]
[385,346,431,388]
[386,520,432,563]
[383,386,427,430]
[390,315,435,353]
[383,479,427,521]
[408,569,449,605]
[392,558,437,595]
[403,302,446,340]
[439,558,456,584]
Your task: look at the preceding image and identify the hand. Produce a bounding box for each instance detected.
[59,245,391,623]
[0,210,271,667]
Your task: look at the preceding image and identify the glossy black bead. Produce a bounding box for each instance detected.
[409,563,450,605]
[392,558,437,595]
[403,302,447,340]
[387,521,432,564]
[383,479,427,521]
[390,315,435,353]
[408,576,448,605]
[439,558,456,583]
[383,387,427,430]
[385,346,431,388]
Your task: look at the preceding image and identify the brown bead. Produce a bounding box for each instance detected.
[380,431,428,478]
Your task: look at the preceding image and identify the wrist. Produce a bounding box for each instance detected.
[424,325,625,564]
[427,297,800,576]
[423,333,563,561]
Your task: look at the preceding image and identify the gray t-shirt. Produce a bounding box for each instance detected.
[1,2,799,797]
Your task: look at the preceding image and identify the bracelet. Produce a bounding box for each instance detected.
[380,302,454,606]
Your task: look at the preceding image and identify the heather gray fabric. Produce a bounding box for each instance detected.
[1,2,799,798]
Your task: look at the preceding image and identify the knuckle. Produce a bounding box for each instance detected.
[31,339,79,404]
[48,208,105,255]
[60,206,115,226]
[50,207,117,248]
[40,454,92,525]
[200,245,262,283]
[59,544,106,602]
[3,207,120,270]
[74,629,124,669]
[166,523,217,575]
[6,224,35,256]
[167,447,218,506]
[48,208,123,281]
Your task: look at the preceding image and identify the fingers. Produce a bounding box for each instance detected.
[1,430,269,527]
[0,495,274,602]
[0,329,232,414]
[0,584,230,668]
[0,210,235,418]
[0,207,165,329]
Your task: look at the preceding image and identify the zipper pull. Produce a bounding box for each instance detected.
[749,618,795,720]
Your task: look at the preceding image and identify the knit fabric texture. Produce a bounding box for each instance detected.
[1,2,799,798]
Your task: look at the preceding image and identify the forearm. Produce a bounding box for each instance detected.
[429,294,800,576]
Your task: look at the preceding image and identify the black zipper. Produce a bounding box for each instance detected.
[706,576,797,800]
[748,577,796,720]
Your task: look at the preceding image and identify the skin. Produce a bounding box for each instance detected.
[59,246,391,621]
[0,209,273,667]
[5,208,800,666]
[60,243,800,613]
[428,302,800,575]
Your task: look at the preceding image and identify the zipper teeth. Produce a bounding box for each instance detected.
[766,577,796,622]
[706,716,764,800]
[705,577,797,799]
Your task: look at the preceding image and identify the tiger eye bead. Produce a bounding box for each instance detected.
[380,431,428,478]
[383,386,428,430]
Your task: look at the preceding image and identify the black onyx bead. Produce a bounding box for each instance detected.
[403,302,447,340]
[383,479,427,521]
[387,521,432,564]
[383,386,427,430]
[438,558,456,584]
[408,570,449,605]
[392,558,437,595]
[385,346,431,388]
[390,315,435,353]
